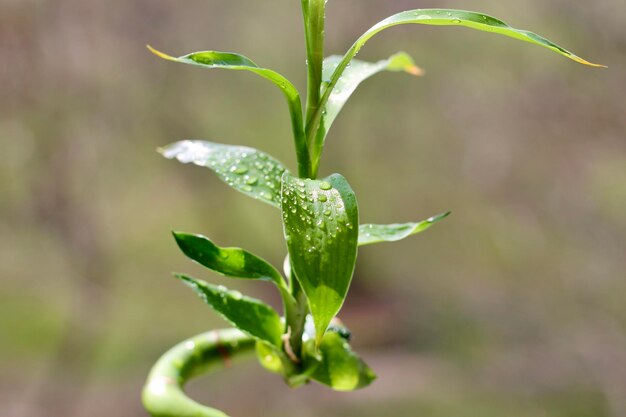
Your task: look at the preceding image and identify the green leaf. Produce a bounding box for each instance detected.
[256,341,284,374]
[175,274,284,347]
[311,52,422,171]
[172,231,287,287]
[147,46,303,114]
[308,9,605,164]
[148,46,310,178]
[358,211,450,246]
[306,330,376,391]
[160,140,289,207]
[281,173,359,345]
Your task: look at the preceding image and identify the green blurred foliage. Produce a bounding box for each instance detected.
[1,0,624,416]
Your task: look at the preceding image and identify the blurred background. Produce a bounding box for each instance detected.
[1,0,625,416]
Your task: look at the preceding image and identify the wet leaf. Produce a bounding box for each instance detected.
[281,173,359,345]
[358,212,450,246]
[176,274,284,347]
[160,140,289,207]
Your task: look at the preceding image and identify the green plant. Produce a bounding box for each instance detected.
[142,5,601,417]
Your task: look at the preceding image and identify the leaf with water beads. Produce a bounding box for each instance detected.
[160,140,290,207]
[175,274,284,347]
[281,173,359,345]
[310,52,423,170]
[358,211,450,246]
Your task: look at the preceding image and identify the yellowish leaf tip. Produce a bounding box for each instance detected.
[570,53,607,68]
[405,64,426,76]
[146,45,178,62]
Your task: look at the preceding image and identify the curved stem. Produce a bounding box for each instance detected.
[142,328,256,417]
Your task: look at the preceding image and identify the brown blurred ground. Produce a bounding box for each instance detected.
[1,0,625,416]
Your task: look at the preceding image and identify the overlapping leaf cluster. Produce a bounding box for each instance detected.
[152,7,600,390]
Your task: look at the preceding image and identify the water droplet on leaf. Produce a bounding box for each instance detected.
[232,165,248,175]
[319,181,332,190]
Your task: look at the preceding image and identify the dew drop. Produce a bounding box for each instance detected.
[319,181,332,190]
[318,194,328,202]
[245,176,258,185]
[232,165,248,175]
[230,290,243,300]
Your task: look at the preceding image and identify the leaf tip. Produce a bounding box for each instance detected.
[566,52,606,68]
[146,45,178,62]
[405,64,425,77]
[429,211,451,224]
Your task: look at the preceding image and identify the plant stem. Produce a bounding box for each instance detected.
[142,328,256,417]
[289,101,311,179]
[286,273,309,360]
[282,255,309,361]
[302,0,325,178]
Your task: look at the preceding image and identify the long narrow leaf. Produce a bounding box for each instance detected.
[176,274,284,347]
[148,46,310,177]
[358,212,450,246]
[160,140,290,207]
[309,9,604,158]
[311,52,422,169]
[281,173,359,345]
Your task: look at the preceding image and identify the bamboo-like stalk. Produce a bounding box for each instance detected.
[142,329,255,417]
